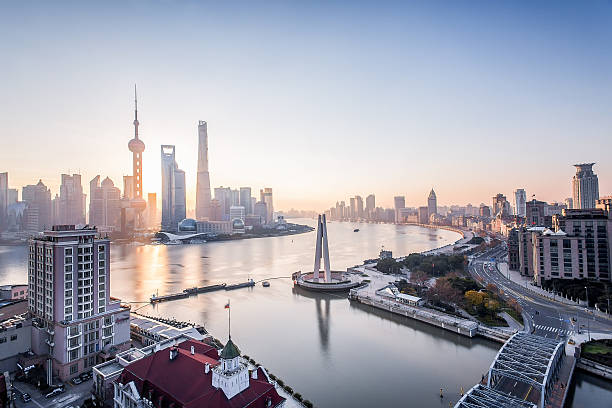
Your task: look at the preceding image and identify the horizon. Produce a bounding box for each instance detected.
[1,1,611,212]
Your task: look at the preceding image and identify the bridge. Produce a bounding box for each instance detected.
[456,332,566,408]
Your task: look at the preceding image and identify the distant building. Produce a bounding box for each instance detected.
[196,220,233,235]
[239,187,252,215]
[7,189,18,206]
[418,206,429,224]
[196,121,212,221]
[254,201,268,224]
[349,197,356,219]
[122,175,134,200]
[479,204,491,218]
[210,199,223,221]
[355,195,364,218]
[0,172,7,230]
[572,163,599,209]
[22,180,52,233]
[564,197,573,210]
[394,196,405,223]
[89,176,122,232]
[229,206,245,222]
[365,194,375,219]
[507,228,520,271]
[147,192,157,228]
[260,188,273,223]
[525,199,548,227]
[427,189,437,219]
[597,196,612,213]
[161,145,186,231]
[214,187,232,221]
[514,189,526,217]
[57,174,86,226]
[492,193,510,217]
[28,225,130,383]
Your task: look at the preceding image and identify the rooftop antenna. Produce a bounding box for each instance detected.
[133,84,139,139]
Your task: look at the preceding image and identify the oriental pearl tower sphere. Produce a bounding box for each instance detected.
[129,86,147,224]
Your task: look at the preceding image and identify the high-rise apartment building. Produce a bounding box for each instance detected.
[572,163,599,209]
[260,188,273,223]
[161,145,186,231]
[22,180,53,233]
[254,201,268,223]
[427,189,437,218]
[58,174,86,226]
[239,187,252,215]
[394,196,405,223]
[355,196,364,219]
[349,197,356,219]
[195,121,212,220]
[565,197,573,210]
[514,189,527,217]
[8,188,18,205]
[28,225,130,382]
[89,176,122,232]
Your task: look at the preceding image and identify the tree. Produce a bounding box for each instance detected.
[486,283,499,294]
[411,270,429,287]
[465,290,485,307]
[376,258,400,274]
[429,278,462,304]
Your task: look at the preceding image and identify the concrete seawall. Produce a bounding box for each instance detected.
[348,291,512,343]
[577,357,612,380]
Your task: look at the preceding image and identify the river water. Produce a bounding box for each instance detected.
[0,219,608,407]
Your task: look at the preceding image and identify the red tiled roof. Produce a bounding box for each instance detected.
[117,339,285,408]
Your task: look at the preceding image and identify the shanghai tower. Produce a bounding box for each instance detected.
[196,120,212,220]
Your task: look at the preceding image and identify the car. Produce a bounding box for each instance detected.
[21,393,31,402]
[45,387,64,398]
[72,377,83,385]
[79,371,92,381]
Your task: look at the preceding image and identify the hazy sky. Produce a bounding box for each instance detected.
[1,1,611,211]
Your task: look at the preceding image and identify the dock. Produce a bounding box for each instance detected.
[150,280,254,303]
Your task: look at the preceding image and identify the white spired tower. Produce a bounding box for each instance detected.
[196,121,212,220]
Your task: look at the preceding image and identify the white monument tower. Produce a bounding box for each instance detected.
[313,214,332,282]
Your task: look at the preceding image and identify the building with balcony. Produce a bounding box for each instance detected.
[28,225,130,383]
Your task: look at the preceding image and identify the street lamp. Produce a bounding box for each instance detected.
[585,286,591,342]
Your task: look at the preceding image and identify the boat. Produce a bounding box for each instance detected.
[262,281,270,287]
[353,228,360,232]
[225,279,255,290]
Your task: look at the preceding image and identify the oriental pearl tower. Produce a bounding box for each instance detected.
[128,85,147,226]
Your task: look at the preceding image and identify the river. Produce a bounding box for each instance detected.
[0,219,608,407]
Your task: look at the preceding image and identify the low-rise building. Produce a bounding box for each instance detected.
[0,313,32,373]
[0,284,28,300]
[196,220,233,235]
[130,314,207,346]
[96,336,285,408]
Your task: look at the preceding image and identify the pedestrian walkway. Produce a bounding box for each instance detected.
[534,324,572,336]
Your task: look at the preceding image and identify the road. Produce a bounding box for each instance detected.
[467,245,612,405]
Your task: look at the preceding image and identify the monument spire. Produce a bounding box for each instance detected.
[133,84,139,139]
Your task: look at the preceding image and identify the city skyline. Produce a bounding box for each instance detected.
[1,2,611,211]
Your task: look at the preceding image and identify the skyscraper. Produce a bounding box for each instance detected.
[89,176,122,231]
[22,180,53,232]
[572,163,599,209]
[355,196,364,218]
[365,194,375,218]
[427,189,437,218]
[0,172,7,230]
[214,187,232,220]
[161,145,186,231]
[492,193,510,217]
[564,197,573,210]
[58,174,86,225]
[260,188,274,223]
[239,187,252,215]
[514,188,527,217]
[394,196,405,223]
[196,120,212,220]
